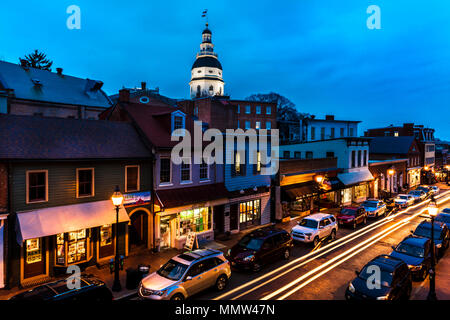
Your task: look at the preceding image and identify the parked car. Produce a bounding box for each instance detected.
[227,227,293,272]
[441,208,450,214]
[139,249,231,300]
[394,194,415,208]
[412,220,449,258]
[336,207,367,229]
[361,199,387,218]
[408,190,427,202]
[436,212,450,228]
[415,186,432,197]
[429,186,439,195]
[389,236,431,281]
[9,274,113,301]
[345,255,412,300]
[291,213,338,246]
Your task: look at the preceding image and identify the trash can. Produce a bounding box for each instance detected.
[125,268,140,290]
[138,264,150,280]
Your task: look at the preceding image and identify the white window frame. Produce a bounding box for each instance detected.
[76,168,95,198]
[125,165,140,193]
[26,170,48,204]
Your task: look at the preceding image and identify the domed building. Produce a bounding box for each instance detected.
[189,23,224,98]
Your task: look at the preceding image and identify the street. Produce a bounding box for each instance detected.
[192,190,450,300]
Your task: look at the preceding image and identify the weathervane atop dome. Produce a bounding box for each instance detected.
[202,9,208,27]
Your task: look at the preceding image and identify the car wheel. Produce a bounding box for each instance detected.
[215,275,228,291]
[252,262,262,272]
[330,229,336,241]
[171,293,185,301]
[283,249,290,260]
[313,236,320,247]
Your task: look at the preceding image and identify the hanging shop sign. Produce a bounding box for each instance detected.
[124,191,151,207]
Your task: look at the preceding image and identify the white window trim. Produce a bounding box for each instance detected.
[180,159,192,183]
[125,165,140,193]
[199,159,210,182]
[159,157,172,186]
[76,168,95,198]
[171,110,186,136]
[26,170,48,204]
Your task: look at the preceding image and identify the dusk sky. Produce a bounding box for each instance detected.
[1,0,449,139]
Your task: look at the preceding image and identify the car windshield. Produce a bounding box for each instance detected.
[359,265,393,287]
[341,208,356,216]
[436,214,450,223]
[414,226,442,240]
[157,259,189,281]
[399,195,409,199]
[299,219,318,229]
[409,191,420,195]
[238,236,264,251]
[395,243,425,258]
[363,202,377,208]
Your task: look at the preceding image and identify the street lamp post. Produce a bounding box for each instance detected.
[427,195,438,301]
[111,185,124,292]
[315,175,324,213]
[387,168,395,199]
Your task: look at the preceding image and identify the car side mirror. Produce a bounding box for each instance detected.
[410,230,414,234]
[355,270,360,276]
[185,276,193,281]
[391,245,396,250]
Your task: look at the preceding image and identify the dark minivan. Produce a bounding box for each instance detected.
[345,255,412,300]
[412,220,449,258]
[226,227,293,272]
[9,274,113,301]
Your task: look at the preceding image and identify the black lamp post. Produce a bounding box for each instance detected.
[315,175,324,213]
[427,195,438,301]
[387,168,395,198]
[111,185,124,292]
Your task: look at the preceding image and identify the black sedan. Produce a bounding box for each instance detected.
[345,255,412,300]
[389,236,431,281]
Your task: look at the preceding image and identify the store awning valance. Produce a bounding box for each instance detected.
[282,182,315,201]
[338,169,374,187]
[16,200,130,243]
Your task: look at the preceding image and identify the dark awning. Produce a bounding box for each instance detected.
[281,182,316,201]
[156,183,229,209]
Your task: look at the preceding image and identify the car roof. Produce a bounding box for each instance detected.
[303,213,334,221]
[244,226,288,239]
[175,249,222,265]
[369,254,404,272]
[442,208,450,213]
[363,199,379,203]
[438,212,450,217]
[417,220,446,230]
[401,236,429,247]
[9,274,105,300]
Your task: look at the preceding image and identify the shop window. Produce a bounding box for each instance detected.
[26,238,42,264]
[160,158,171,184]
[77,168,94,197]
[178,208,212,236]
[125,165,140,192]
[27,170,47,203]
[239,200,261,225]
[311,127,316,140]
[55,229,89,266]
[200,161,209,181]
[100,225,112,247]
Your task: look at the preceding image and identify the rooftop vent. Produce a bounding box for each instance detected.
[56,67,63,76]
[31,78,42,86]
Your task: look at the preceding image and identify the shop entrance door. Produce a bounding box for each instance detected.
[160,216,171,249]
[213,205,225,235]
[23,238,46,280]
[129,211,146,247]
[229,204,238,231]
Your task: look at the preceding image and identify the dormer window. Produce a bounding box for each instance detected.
[171,111,186,136]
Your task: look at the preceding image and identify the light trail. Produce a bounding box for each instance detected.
[214,191,450,300]
[261,193,450,300]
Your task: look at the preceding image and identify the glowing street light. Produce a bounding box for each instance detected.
[314,175,324,213]
[387,168,395,198]
[427,195,438,301]
[111,185,124,292]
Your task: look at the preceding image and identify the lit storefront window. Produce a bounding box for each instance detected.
[56,229,89,266]
[100,225,112,247]
[239,200,261,225]
[26,238,42,264]
[341,188,352,204]
[178,208,212,236]
[354,184,368,199]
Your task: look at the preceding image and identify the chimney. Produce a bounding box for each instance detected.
[325,115,335,121]
[119,89,130,102]
[141,82,146,91]
[56,68,63,76]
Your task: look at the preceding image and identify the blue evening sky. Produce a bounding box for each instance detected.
[0,0,449,139]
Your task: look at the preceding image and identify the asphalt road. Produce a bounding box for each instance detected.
[193,190,450,300]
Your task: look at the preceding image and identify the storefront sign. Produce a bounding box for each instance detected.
[184,232,198,251]
[124,191,151,207]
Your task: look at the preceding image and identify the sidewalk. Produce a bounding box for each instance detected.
[411,248,450,300]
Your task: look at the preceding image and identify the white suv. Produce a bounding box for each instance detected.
[291,213,338,247]
[138,249,231,300]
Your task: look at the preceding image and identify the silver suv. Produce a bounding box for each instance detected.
[138,249,231,300]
